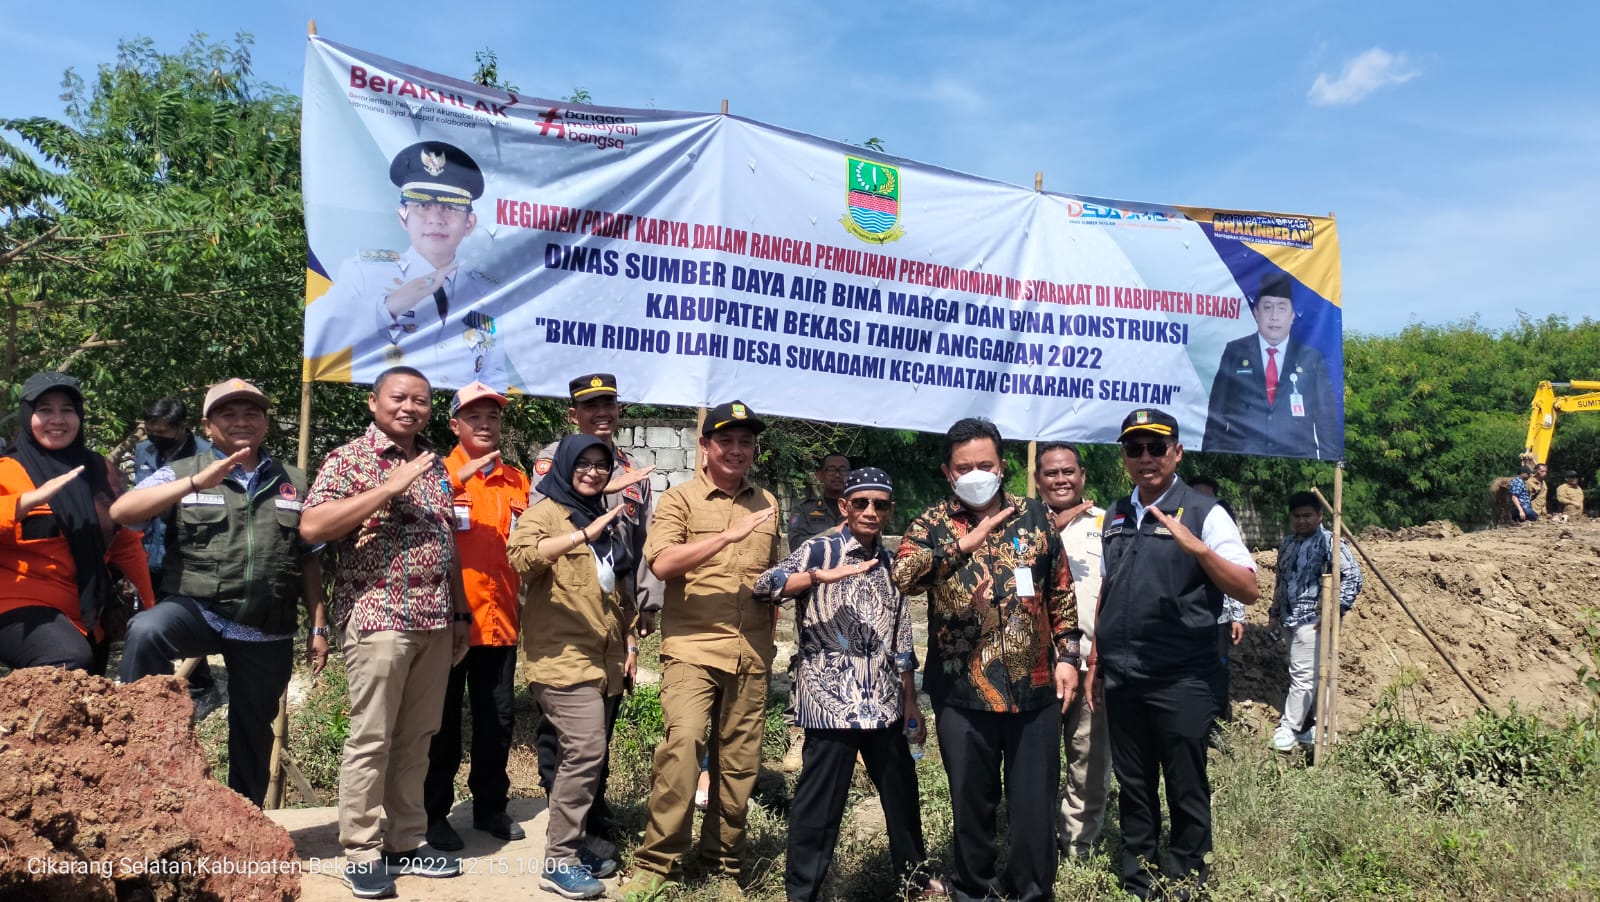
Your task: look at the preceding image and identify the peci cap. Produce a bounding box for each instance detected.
[390,141,484,208]
[1118,408,1180,442]
[450,381,508,416]
[702,400,766,436]
[1567,470,1580,478]
[203,378,270,418]
[843,467,893,497]
[569,373,619,401]
[19,372,85,406]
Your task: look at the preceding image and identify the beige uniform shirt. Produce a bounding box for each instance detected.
[644,472,783,675]
[508,498,637,693]
[1556,482,1585,516]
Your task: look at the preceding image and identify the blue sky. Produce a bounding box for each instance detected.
[4,2,1594,336]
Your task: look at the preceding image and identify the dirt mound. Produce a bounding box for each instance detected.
[1230,517,1600,731]
[0,668,298,902]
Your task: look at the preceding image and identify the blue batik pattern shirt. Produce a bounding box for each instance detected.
[1272,525,1363,630]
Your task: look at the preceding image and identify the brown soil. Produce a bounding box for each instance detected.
[0,668,298,902]
[1228,516,1600,733]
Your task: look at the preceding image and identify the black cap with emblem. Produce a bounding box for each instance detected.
[1118,407,1180,442]
[390,141,484,207]
[702,400,766,436]
[569,373,619,401]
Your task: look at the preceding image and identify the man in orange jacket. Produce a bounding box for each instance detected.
[422,382,530,849]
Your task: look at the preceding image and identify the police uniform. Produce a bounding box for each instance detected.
[527,373,660,840]
[786,496,843,552]
[303,141,507,391]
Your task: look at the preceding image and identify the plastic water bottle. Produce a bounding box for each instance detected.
[905,717,925,761]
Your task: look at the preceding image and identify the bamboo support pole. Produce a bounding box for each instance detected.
[1311,488,1494,711]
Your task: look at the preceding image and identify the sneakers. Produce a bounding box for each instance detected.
[343,860,397,899]
[425,819,464,852]
[383,844,462,878]
[472,811,526,841]
[540,860,605,899]
[577,845,618,879]
[1271,726,1297,752]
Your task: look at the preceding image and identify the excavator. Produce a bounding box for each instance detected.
[1522,380,1600,465]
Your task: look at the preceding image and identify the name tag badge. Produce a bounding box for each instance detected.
[453,505,472,531]
[1290,392,1306,417]
[274,499,304,512]
[1014,567,1036,598]
[182,493,226,506]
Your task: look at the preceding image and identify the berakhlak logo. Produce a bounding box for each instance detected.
[841,157,905,244]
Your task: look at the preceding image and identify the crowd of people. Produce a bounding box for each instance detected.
[1,364,1387,901]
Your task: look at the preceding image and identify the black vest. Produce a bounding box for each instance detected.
[1098,478,1223,685]
[160,454,308,635]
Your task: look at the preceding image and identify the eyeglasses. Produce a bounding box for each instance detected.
[848,498,893,512]
[573,460,613,474]
[1122,441,1170,459]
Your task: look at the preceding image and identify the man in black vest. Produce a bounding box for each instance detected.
[1086,408,1258,899]
[114,378,330,806]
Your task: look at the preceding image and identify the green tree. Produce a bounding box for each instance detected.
[1,33,303,454]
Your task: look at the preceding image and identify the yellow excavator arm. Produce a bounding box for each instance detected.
[1524,380,1600,465]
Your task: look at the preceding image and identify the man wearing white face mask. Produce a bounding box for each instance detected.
[893,417,1081,902]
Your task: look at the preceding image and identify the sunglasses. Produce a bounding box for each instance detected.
[848,498,894,512]
[1121,441,1170,459]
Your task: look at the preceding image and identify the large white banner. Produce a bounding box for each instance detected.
[303,37,1345,457]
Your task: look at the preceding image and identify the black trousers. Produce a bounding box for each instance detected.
[534,689,622,838]
[0,606,97,672]
[1105,675,1214,899]
[936,703,1060,902]
[1211,623,1233,725]
[424,644,518,823]
[118,595,293,806]
[785,722,927,902]
[150,568,214,700]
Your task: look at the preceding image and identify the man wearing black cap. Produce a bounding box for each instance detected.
[622,401,782,896]
[756,467,942,901]
[305,140,505,390]
[1088,408,1259,899]
[1203,271,1340,459]
[526,373,660,858]
[112,378,331,807]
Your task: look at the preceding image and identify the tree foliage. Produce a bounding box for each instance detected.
[1,33,303,453]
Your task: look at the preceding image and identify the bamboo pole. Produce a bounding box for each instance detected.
[1026,441,1038,499]
[266,381,317,809]
[1311,488,1494,711]
[1328,464,1345,750]
[1311,466,1344,763]
[720,99,729,116]
[695,406,708,474]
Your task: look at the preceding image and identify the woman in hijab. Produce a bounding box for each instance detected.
[0,372,156,673]
[508,433,636,898]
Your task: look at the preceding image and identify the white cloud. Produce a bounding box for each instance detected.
[1308,48,1417,106]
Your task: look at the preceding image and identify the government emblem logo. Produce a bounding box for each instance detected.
[421,149,446,177]
[841,157,905,244]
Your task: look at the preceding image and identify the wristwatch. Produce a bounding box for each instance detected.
[310,625,331,639]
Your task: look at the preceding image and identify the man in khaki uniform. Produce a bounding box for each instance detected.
[1529,463,1550,516]
[1556,470,1585,518]
[620,401,783,895]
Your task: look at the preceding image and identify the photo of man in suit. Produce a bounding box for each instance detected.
[1202,272,1341,459]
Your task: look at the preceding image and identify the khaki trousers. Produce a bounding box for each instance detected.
[632,659,769,879]
[1059,685,1111,854]
[535,681,610,865]
[338,622,453,863]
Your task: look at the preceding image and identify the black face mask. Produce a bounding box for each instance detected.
[148,433,183,455]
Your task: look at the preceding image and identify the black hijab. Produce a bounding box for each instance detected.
[535,434,633,576]
[6,374,117,631]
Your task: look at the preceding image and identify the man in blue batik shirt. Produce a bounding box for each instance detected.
[1268,491,1363,752]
